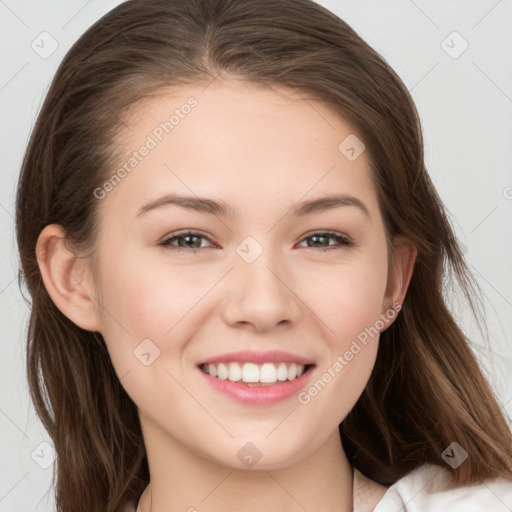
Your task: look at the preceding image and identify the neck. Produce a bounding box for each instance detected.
[136,419,354,512]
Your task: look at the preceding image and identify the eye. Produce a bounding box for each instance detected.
[297,231,353,251]
[159,230,216,251]
[158,230,353,252]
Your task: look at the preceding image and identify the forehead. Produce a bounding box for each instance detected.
[100,79,378,221]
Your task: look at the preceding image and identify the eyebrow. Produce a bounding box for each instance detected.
[135,193,370,219]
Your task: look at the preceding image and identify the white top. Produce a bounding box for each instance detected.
[355,463,512,512]
[125,463,512,511]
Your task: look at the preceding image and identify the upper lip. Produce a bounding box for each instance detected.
[198,350,315,366]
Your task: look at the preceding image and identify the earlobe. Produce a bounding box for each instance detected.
[36,224,102,332]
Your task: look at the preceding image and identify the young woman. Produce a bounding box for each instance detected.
[15,0,512,511]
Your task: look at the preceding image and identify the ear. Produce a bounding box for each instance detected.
[35,224,102,332]
[381,235,417,325]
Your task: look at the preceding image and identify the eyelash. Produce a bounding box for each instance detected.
[158,230,353,252]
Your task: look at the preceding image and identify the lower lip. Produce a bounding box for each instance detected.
[198,366,314,405]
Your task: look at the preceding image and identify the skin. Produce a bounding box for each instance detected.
[36,79,416,512]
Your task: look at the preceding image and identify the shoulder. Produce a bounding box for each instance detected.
[373,463,512,511]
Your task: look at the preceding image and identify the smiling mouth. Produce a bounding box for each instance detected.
[199,362,314,385]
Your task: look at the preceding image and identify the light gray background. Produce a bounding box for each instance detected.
[1,1,511,511]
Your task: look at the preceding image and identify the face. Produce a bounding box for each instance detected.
[88,79,400,470]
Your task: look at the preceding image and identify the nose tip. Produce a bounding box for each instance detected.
[221,250,302,332]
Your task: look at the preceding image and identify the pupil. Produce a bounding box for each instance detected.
[183,235,200,248]
[310,235,327,247]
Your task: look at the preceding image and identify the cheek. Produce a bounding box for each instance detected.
[308,256,389,413]
[302,258,388,348]
[94,251,213,364]
[297,264,386,421]
[98,245,198,329]
[93,258,199,409]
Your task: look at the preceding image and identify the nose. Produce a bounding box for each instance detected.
[221,246,303,333]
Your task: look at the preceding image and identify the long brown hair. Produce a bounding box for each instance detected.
[15,0,512,510]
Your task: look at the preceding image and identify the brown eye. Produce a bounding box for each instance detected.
[159,231,215,250]
[298,231,352,251]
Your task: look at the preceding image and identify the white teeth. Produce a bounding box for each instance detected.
[217,363,229,380]
[288,363,297,380]
[202,361,307,384]
[208,364,218,378]
[277,363,288,381]
[228,362,242,382]
[260,363,277,383]
[242,362,260,383]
